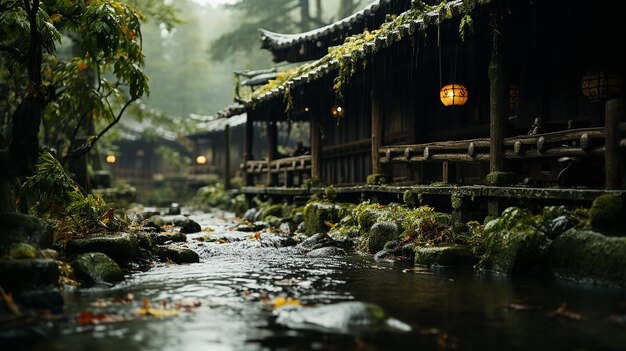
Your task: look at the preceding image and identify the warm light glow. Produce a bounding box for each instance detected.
[304,107,309,112]
[331,105,344,118]
[106,155,116,164]
[581,71,622,102]
[196,155,207,165]
[439,84,468,106]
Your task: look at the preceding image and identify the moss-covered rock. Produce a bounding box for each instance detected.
[368,221,399,254]
[303,202,342,235]
[65,233,140,265]
[589,194,625,233]
[414,245,476,266]
[263,204,284,219]
[0,212,54,254]
[72,252,124,284]
[172,217,201,233]
[0,259,59,292]
[478,207,550,274]
[548,229,626,287]
[154,232,187,245]
[403,190,416,207]
[156,246,200,264]
[8,243,38,259]
[485,171,516,186]
[265,216,283,229]
[366,173,387,185]
[145,215,164,232]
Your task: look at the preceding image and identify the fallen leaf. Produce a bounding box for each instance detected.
[137,298,179,318]
[202,227,214,232]
[91,299,109,308]
[249,232,261,240]
[271,296,301,309]
[506,303,541,311]
[1,287,21,316]
[76,311,129,325]
[324,220,335,228]
[548,303,584,320]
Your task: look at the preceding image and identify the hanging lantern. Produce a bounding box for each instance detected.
[509,84,520,111]
[331,106,344,118]
[196,155,207,165]
[439,84,468,106]
[581,71,622,102]
[105,155,116,164]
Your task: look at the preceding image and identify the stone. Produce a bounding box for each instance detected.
[303,202,342,236]
[479,207,551,274]
[8,243,38,259]
[307,247,347,257]
[236,222,267,232]
[547,215,574,239]
[0,212,54,254]
[72,253,124,284]
[366,173,387,186]
[154,232,187,245]
[0,259,59,292]
[589,194,625,233]
[296,233,333,251]
[15,289,64,312]
[144,215,164,232]
[263,204,284,219]
[65,233,140,265]
[414,245,476,266]
[168,202,181,215]
[173,217,201,233]
[368,221,399,254]
[548,229,626,288]
[243,208,257,222]
[292,211,304,225]
[264,216,282,229]
[156,246,200,264]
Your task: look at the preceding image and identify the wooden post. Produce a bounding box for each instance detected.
[224,124,231,189]
[371,75,382,175]
[267,120,278,186]
[310,111,321,180]
[442,161,449,183]
[244,115,254,186]
[605,98,624,189]
[488,11,508,174]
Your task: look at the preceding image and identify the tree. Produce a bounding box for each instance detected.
[0,0,174,186]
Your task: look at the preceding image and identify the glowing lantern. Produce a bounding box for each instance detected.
[196,155,207,165]
[105,155,116,164]
[581,71,622,102]
[439,84,468,106]
[331,106,344,118]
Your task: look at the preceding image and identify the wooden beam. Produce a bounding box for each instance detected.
[244,115,254,186]
[310,111,321,180]
[267,120,278,186]
[371,75,382,174]
[488,9,508,174]
[605,98,624,189]
[224,124,231,189]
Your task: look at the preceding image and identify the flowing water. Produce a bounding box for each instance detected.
[6,210,626,351]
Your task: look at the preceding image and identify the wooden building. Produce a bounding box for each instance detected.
[236,0,626,210]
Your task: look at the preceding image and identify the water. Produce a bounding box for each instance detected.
[7,211,626,350]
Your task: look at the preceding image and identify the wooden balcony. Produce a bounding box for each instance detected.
[242,155,312,186]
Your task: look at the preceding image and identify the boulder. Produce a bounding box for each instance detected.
[156,246,200,264]
[236,222,267,232]
[296,233,334,251]
[589,194,625,233]
[15,289,64,312]
[144,215,164,232]
[307,247,347,257]
[414,245,476,266]
[243,208,257,222]
[262,204,284,219]
[173,217,201,233]
[368,221,398,254]
[478,207,550,274]
[303,202,342,235]
[65,233,140,264]
[0,259,59,292]
[72,253,124,284]
[548,229,626,288]
[0,213,53,254]
[168,202,181,215]
[154,232,187,245]
[8,243,38,259]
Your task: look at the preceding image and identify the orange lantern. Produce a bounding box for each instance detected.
[440,84,468,106]
[581,71,622,102]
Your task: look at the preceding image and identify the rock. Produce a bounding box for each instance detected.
[156,246,199,264]
[548,229,626,288]
[66,233,140,265]
[292,211,304,225]
[368,221,398,254]
[546,215,574,239]
[168,202,181,215]
[366,173,387,185]
[296,222,305,233]
[72,253,124,284]
[133,232,157,251]
[414,245,476,266]
[265,216,282,229]
[275,301,411,333]
[0,213,53,254]
[279,222,297,234]
[589,194,625,233]
[154,232,187,245]
[263,204,284,219]
[9,243,38,259]
[144,215,164,232]
[303,202,342,235]
[39,249,59,259]
[296,233,333,251]
[485,171,516,186]
[236,222,267,232]
[243,208,257,222]
[307,247,346,257]
[173,217,201,233]
[479,207,550,274]
[15,289,64,312]
[0,259,59,292]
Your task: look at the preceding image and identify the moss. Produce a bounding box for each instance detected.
[451,192,463,210]
[263,204,284,219]
[8,243,38,259]
[324,185,337,202]
[548,229,626,288]
[589,194,625,233]
[403,190,415,207]
[303,202,342,236]
[485,171,516,186]
[368,221,399,253]
[366,173,386,186]
[265,215,282,229]
[414,245,476,267]
[73,253,124,284]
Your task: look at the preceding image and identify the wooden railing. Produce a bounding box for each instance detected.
[242,155,312,186]
[380,127,619,163]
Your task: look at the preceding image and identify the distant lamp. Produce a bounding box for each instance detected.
[509,84,520,111]
[581,71,622,102]
[105,155,116,164]
[304,107,310,112]
[331,106,344,118]
[439,84,468,106]
[196,155,207,165]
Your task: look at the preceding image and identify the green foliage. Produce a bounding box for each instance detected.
[22,152,127,241]
[193,182,230,209]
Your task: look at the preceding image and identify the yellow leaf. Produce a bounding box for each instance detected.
[272,296,301,309]
[324,220,335,228]
[48,13,63,24]
[1,287,21,316]
[137,308,180,318]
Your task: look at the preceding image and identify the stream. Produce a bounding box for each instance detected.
[8,210,626,351]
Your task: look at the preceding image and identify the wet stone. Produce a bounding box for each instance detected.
[0,259,59,292]
[168,202,181,215]
[368,221,398,254]
[236,222,267,232]
[15,289,64,312]
[307,247,347,257]
[296,233,333,251]
[65,233,140,265]
[9,243,38,259]
[72,252,124,284]
[414,245,476,267]
[243,208,257,222]
[0,212,54,254]
[156,246,200,264]
[155,232,187,245]
[172,217,201,234]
